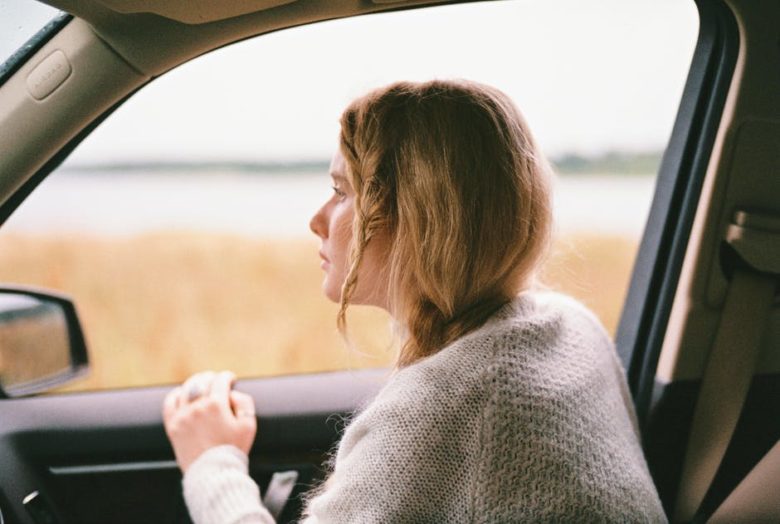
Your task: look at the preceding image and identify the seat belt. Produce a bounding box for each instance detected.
[674,210,780,523]
[708,440,780,522]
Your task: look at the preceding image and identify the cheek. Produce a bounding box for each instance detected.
[321,206,354,303]
[331,205,354,260]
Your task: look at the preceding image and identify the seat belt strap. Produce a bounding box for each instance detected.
[674,210,780,522]
[709,440,780,523]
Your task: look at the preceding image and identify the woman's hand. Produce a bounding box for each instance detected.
[163,370,257,473]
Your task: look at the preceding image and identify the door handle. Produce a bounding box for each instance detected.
[262,470,299,520]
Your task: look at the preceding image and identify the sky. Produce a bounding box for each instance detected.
[3,0,699,164]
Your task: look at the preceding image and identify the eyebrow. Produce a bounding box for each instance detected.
[330,172,348,183]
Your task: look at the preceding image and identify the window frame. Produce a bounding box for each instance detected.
[0,0,713,401]
[615,0,739,424]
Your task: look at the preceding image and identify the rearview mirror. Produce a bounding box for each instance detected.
[0,286,89,397]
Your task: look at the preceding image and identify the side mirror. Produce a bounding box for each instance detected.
[0,286,89,397]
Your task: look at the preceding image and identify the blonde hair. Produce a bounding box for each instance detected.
[338,80,552,368]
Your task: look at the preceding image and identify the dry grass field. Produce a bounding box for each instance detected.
[0,232,637,391]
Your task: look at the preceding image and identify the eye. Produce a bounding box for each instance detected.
[332,185,346,199]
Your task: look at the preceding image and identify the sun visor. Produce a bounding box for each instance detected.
[92,0,297,24]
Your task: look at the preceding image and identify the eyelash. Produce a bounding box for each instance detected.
[332,186,346,198]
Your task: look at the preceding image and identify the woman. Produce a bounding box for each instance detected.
[163,80,666,523]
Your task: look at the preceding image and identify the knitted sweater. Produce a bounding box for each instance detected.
[182,292,667,523]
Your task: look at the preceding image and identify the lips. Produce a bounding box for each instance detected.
[319,251,330,270]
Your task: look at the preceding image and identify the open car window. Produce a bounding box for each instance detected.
[0,0,698,391]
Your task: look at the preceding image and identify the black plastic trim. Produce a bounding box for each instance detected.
[615,0,740,424]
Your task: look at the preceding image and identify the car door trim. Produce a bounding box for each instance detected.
[49,460,178,476]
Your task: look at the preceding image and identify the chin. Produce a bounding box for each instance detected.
[323,280,342,304]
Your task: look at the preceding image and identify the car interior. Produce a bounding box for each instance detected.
[0,0,778,522]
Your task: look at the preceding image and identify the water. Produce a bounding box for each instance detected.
[2,170,656,238]
[551,174,656,236]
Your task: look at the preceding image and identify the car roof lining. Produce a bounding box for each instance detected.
[90,0,299,25]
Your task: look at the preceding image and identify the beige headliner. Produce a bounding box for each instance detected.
[92,0,298,25]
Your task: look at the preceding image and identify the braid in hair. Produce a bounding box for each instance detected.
[336,214,370,334]
[336,123,395,336]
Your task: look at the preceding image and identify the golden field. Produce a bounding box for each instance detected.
[0,232,637,391]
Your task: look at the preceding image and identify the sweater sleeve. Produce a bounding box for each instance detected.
[182,445,276,524]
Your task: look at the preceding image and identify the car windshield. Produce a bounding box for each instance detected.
[0,1,63,75]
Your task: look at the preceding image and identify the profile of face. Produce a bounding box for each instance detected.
[309,149,389,309]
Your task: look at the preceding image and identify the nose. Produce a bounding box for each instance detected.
[310,202,328,239]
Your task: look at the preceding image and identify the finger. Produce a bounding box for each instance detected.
[162,387,181,421]
[210,371,236,410]
[175,387,185,409]
[194,370,217,389]
[230,391,257,454]
[183,371,215,402]
[230,390,256,420]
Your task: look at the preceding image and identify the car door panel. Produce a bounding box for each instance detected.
[0,369,386,524]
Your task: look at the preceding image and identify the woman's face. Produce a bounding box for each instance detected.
[309,149,389,309]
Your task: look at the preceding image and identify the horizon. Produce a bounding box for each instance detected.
[59,149,665,176]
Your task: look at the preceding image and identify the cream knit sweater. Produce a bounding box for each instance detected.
[183,292,667,523]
